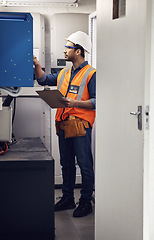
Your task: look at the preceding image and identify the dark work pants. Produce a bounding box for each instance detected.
[58,126,94,201]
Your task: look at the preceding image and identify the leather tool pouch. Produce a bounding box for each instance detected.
[64,118,86,138]
[56,118,89,138]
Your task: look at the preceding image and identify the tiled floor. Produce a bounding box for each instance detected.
[54,189,95,240]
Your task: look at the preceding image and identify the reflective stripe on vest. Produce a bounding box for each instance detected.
[58,68,68,91]
[76,66,95,101]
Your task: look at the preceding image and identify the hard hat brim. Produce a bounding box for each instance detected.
[64,37,90,54]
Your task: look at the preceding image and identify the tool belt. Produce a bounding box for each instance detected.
[55,116,89,138]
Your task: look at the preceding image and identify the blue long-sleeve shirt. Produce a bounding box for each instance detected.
[37,61,96,109]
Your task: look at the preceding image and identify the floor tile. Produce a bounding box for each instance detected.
[54,189,95,240]
[77,226,95,240]
[55,211,80,240]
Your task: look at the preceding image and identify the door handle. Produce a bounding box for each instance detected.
[130,111,140,116]
[130,106,142,130]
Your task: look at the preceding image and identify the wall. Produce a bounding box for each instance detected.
[51,13,89,69]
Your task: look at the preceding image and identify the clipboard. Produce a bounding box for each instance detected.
[36,89,66,108]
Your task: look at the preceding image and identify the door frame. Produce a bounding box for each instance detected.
[146,0,154,239]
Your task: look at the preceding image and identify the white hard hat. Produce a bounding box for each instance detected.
[65,31,91,53]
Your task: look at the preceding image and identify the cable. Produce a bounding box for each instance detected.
[2,95,14,107]
[0,142,9,155]
[12,97,16,124]
[0,87,22,97]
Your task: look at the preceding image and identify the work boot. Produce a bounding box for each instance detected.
[73,198,92,217]
[54,195,76,212]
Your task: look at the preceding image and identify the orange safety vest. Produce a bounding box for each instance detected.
[55,64,96,128]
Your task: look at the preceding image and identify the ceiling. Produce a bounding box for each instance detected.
[0,0,77,7]
[5,0,77,2]
[0,0,96,8]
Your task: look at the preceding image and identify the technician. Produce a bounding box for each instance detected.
[33,31,96,218]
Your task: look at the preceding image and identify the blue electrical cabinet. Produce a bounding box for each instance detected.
[0,12,33,87]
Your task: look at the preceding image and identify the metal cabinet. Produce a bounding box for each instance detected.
[0,12,33,87]
[0,138,54,240]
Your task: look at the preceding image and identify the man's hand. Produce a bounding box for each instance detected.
[60,97,94,109]
[33,55,44,79]
[33,55,39,66]
[60,97,77,108]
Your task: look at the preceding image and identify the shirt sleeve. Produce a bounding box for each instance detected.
[37,72,58,86]
[87,72,96,110]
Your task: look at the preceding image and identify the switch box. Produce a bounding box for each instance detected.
[57,59,66,66]
[0,12,33,87]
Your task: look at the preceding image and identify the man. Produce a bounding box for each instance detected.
[33,31,96,217]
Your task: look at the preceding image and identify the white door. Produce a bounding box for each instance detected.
[95,0,154,240]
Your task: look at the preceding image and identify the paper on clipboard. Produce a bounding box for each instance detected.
[36,89,66,108]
